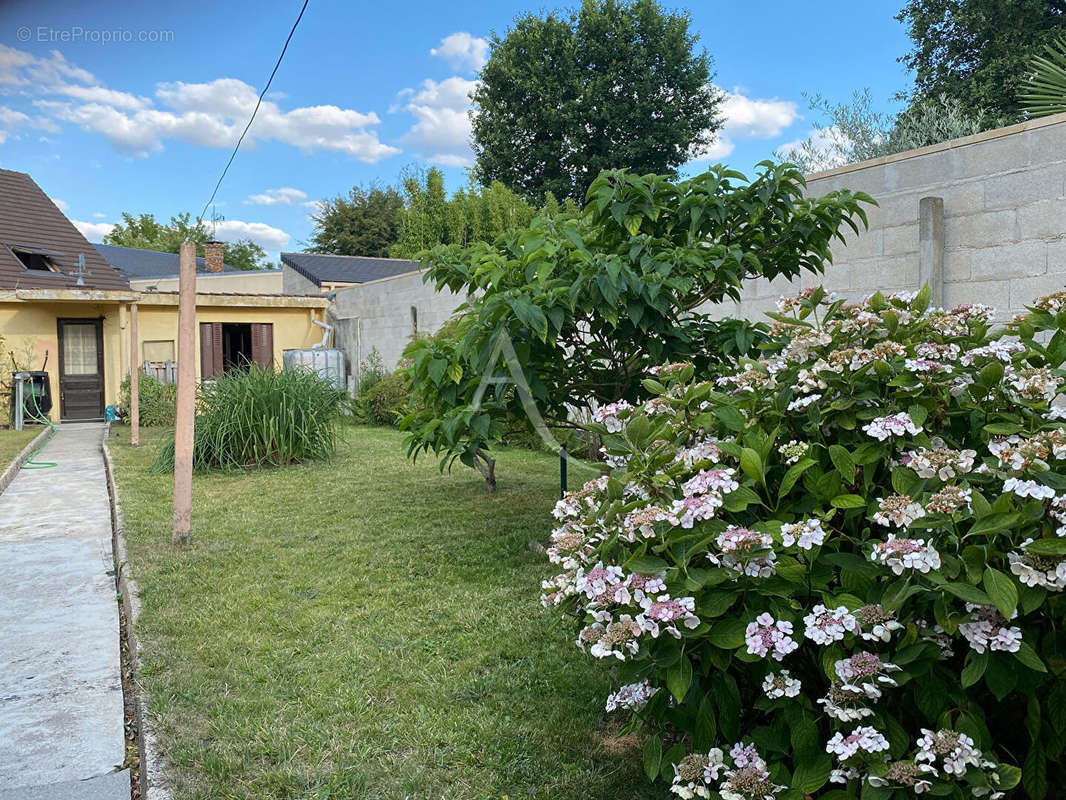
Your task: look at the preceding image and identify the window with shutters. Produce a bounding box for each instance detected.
[199,322,273,377]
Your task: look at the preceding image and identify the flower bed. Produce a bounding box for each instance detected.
[542,286,1066,799]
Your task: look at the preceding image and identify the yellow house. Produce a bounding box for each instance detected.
[0,168,329,422]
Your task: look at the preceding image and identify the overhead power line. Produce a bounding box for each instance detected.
[195,0,310,228]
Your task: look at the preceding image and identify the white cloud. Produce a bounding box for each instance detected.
[0,105,29,144]
[1,45,399,161]
[718,89,797,139]
[50,196,69,211]
[430,32,490,73]
[211,219,290,252]
[396,76,477,167]
[92,212,106,218]
[246,187,308,206]
[72,219,116,240]
[53,84,149,111]
[691,86,800,164]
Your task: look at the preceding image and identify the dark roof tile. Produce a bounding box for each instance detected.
[0,169,129,291]
[92,243,241,279]
[280,252,420,287]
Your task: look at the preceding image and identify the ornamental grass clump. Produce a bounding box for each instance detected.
[152,364,343,472]
[542,285,1066,799]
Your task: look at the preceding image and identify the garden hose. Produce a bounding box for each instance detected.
[20,388,57,469]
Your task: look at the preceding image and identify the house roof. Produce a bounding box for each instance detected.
[280,252,420,287]
[92,242,242,279]
[0,169,130,291]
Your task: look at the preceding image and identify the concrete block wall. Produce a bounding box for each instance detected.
[704,113,1066,324]
[330,269,466,378]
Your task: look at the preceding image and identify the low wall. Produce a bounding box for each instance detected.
[330,270,467,379]
[707,112,1066,324]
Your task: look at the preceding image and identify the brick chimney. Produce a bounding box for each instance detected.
[204,240,225,273]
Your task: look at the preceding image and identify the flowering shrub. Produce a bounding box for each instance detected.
[542,285,1066,799]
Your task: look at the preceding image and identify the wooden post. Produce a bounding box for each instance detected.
[172,240,196,545]
[130,302,140,447]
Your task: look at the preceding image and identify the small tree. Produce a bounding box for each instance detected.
[307,184,404,257]
[400,163,873,489]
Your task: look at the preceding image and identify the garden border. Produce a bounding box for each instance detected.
[102,426,171,800]
[0,426,51,497]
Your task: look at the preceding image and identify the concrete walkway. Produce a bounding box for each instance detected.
[0,424,128,799]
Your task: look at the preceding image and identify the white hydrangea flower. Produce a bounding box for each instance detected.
[870,535,941,575]
[605,679,659,712]
[745,613,798,661]
[1009,540,1066,591]
[761,670,801,700]
[863,412,922,441]
[780,519,826,549]
[826,726,890,761]
[958,604,1023,654]
[803,604,858,645]
[1002,477,1056,500]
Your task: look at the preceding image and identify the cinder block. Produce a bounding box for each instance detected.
[877,194,918,227]
[850,255,919,290]
[943,249,972,282]
[1027,124,1066,169]
[1048,240,1066,274]
[957,136,1031,179]
[884,150,960,192]
[883,224,918,256]
[1010,274,1066,310]
[943,210,1017,250]
[983,166,1065,209]
[940,182,985,218]
[838,226,883,260]
[943,278,1010,309]
[971,241,1047,281]
[1016,199,1066,240]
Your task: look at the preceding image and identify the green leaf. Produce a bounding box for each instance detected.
[962,650,989,688]
[778,458,816,498]
[791,754,831,793]
[1022,743,1047,800]
[643,734,662,781]
[1025,538,1066,556]
[625,554,668,574]
[739,447,764,483]
[714,404,747,432]
[693,695,717,750]
[1014,641,1048,673]
[722,485,761,512]
[708,618,747,649]
[830,493,866,509]
[983,566,1019,619]
[661,743,686,782]
[828,444,855,480]
[967,513,1023,538]
[942,582,993,606]
[667,656,693,703]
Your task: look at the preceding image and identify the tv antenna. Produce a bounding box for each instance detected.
[209,206,226,239]
[71,253,89,286]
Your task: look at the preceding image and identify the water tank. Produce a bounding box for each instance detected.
[282,348,347,390]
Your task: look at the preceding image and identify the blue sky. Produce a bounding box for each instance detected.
[0,0,913,261]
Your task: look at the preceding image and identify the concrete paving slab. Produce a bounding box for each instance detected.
[0,424,126,794]
[0,769,129,800]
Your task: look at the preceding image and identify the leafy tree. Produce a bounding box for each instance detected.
[400,164,873,489]
[390,167,559,258]
[777,90,1008,174]
[471,0,723,203]
[1020,34,1066,117]
[103,212,268,270]
[306,184,404,257]
[897,0,1066,121]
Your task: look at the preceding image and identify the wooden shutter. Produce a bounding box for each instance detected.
[251,323,274,369]
[199,322,223,378]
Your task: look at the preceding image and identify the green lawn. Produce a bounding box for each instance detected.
[109,425,656,800]
[0,427,40,471]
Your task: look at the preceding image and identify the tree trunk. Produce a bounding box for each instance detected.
[473,449,497,492]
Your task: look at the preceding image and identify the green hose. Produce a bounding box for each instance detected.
[20,385,57,469]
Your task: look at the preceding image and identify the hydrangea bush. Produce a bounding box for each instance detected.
[542,286,1066,799]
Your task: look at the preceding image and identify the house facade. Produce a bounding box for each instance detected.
[0,168,328,422]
